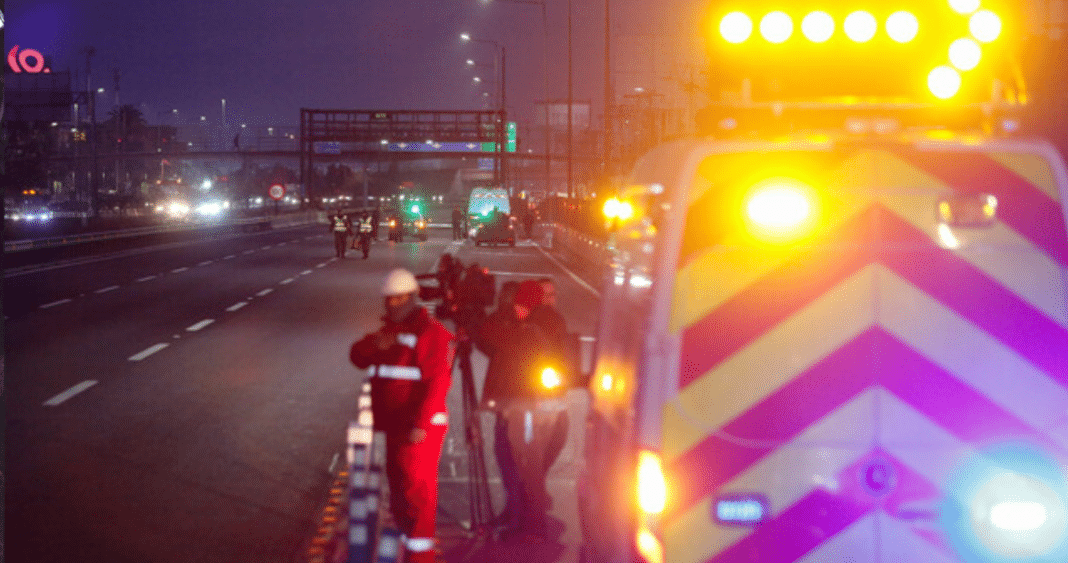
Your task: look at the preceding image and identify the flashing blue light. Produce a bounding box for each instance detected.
[714,494,769,526]
[411,204,420,214]
[941,442,1068,563]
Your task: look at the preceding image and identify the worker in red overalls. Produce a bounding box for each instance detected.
[350,268,454,562]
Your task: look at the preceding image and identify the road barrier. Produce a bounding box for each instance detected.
[3,211,323,254]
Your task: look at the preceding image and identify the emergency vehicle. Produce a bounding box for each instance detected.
[578,3,1068,563]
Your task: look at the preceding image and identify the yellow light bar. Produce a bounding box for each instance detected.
[720,11,753,44]
[950,0,980,15]
[844,11,877,42]
[886,11,919,43]
[949,38,982,71]
[801,11,834,43]
[928,65,962,99]
[970,10,1001,43]
[760,11,793,44]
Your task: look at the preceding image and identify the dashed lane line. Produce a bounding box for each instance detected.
[223,254,236,260]
[43,380,98,407]
[40,298,73,309]
[226,301,249,312]
[171,267,189,273]
[94,285,120,294]
[186,319,215,332]
[256,288,274,297]
[136,275,157,282]
[280,278,295,285]
[198,260,213,267]
[316,263,328,268]
[301,269,313,276]
[242,250,255,255]
[129,343,169,361]
[261,245,273,250]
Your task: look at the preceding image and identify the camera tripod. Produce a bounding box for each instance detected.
[453,332,496,536]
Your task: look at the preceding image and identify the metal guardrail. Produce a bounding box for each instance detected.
[3,212,322,253]
[306,382,401,563]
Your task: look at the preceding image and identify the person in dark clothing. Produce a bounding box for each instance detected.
[476,280,562,538]
[371,206,381,240]
[451,206,465,240]
[525,277,571,489]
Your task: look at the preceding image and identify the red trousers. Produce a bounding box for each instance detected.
[384,425,447,563]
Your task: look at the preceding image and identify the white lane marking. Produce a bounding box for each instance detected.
[136,275,157,282]
[223,254,236,260]
[261,245,272,250]
[129,343,170,361]
[316,263,328,268]
[226,301,248,312]
[44,380,98,407]
[256,288,274,297]
[40,298,73,309]
[198,260,213,267]
[277,242,287,246]
[280,278,294,285]
[94,285,120,294]
[533,244,601,298]
[328,257,338,262]
[243,250,255,255]
[301,269,313,276]
[186,319,215,332]
[171,267,189,273]
[329,452,340,473]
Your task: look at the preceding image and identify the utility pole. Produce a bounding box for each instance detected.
[604,0,613,183]
[567,0,573,198]
[82,46,99,217]
[501,46,508,197]
[114,68,123,194]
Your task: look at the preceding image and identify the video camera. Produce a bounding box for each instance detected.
[417,253,496,332]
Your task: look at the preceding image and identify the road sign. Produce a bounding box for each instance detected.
[268,184,286,201]
[314,141,341,154]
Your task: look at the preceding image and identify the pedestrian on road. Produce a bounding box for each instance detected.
[452,206,465,240]
[350,269,455,563]
[357,211,374,259]
[330,211,353,258]
[372,206,381,240]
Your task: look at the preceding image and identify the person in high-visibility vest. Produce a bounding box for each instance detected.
[357,212,374,259]
[329,211,353,258]
[350,269,455,563]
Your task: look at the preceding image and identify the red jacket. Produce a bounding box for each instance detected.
[350,307,455,433]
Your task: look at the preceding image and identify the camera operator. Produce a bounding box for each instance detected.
[476,280,564,539]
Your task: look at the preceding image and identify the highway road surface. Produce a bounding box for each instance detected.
[4,223,602,563]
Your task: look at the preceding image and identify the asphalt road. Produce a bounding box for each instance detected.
[3,224,602,563]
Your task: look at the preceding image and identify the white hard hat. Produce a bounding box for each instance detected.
[381,268,419,296]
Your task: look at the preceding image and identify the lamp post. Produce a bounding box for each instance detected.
[479,0,551,196]
[461,33,508,193]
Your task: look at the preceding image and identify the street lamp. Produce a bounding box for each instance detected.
[461,33,508,191]
[478,0,552,196]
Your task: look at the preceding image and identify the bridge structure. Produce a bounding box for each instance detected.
[300,109,511,201]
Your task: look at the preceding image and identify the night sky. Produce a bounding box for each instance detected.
[5,0,690,129]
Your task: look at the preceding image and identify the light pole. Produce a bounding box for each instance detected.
[479,0,551,196]
[461,33,508,193]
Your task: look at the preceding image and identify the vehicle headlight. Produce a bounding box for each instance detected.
[195,202,223,216]
[168,202,190,217]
